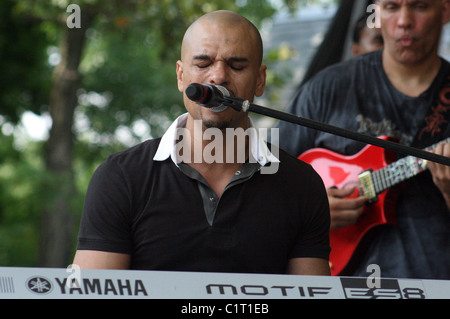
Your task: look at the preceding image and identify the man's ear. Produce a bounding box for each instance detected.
[176,60,184,93]
[255,65,267,97]
[442,0,450,25]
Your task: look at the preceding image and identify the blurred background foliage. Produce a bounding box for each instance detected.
[0,0,337,267]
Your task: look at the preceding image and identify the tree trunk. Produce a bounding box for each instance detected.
[39,10,96,267]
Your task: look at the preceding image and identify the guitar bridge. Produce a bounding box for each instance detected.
[358,170,377,204]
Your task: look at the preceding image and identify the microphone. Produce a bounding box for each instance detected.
[185,83,232,112]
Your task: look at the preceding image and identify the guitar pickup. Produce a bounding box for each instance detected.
[358,170,378,204]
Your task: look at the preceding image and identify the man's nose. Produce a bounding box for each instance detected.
[397,7,413,29]
[208,61,230,86]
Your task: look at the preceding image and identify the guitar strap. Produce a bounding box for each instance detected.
[412,71,450,149]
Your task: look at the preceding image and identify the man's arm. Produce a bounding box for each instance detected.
[73,250,131,269]
[286,257,331,276]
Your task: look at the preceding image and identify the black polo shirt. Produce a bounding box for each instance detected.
[77,116,330,274]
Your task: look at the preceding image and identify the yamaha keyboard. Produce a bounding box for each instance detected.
[0,266,448,299]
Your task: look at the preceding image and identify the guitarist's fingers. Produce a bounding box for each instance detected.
[429,142,450,173]
[329,203,365,229]
[327,186,358,198]
[328,192,366,229]
[329,195,366,211]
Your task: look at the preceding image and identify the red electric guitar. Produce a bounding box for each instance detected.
[299,136,449,276]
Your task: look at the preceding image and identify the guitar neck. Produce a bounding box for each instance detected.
[372,138,450,194]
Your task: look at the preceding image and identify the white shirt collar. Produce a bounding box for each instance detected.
[153,113,280,167]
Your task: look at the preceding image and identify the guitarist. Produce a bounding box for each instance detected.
[277,0,450,279]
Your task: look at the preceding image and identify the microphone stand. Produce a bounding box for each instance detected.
[219,96,450,166]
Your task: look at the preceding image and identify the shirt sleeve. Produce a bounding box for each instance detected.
[291,166,331,260]
[76,158,134,254]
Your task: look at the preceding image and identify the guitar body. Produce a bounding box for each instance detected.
[299,136,399,276]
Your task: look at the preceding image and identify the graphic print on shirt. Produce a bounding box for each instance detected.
[419,76,450,141]
[355,114,413,145]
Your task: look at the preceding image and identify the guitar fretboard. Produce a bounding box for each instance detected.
[372,138,450,194]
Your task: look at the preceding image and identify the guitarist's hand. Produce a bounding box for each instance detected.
[428,142,450,210]
[327,187,366,229]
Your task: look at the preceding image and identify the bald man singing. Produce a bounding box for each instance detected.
[73,10,331,275]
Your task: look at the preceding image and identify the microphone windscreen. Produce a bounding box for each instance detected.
[185,83,228,112]
[186,83,211,104]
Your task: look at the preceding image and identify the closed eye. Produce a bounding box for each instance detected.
[193,55,213,69]
[227,57,249,71]
[196,63,211,69]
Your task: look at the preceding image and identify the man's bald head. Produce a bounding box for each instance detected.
[181,10,263,65]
